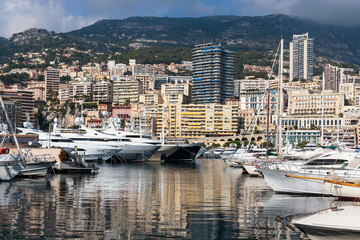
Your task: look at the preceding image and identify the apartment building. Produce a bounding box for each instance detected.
[192,43,234,104]
[161,82,192,104]
[289,33,313,81]
[287,89,344,116]
[45,68,60,100]
[93,80,113,102]
[155,104,238,140]
[112,78,143,105]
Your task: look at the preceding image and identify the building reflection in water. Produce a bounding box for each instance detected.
[0,159,339,239]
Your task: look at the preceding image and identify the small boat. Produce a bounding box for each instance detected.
[213,148,224,158]
[243,164,260,176]
[55,151,99,174]
[293,206,360,240]
[0,147,23,181]
[17,153,56,178]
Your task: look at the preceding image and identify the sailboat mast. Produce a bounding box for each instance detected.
[278,39,284,157]
[321,72,325,145]
[0,94,21,155]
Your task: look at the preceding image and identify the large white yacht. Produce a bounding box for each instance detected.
[17,123,121,162]
[53,118,160,162]
[101,118,203,163]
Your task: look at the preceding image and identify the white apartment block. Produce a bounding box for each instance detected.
[93,80,113,102]
[69,78,93,103]
[287,89,344,116]
[112,78,143,105]
[161,82,192,104]
[289,33,313,81]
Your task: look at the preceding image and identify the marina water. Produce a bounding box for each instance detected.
[0,158,346,239]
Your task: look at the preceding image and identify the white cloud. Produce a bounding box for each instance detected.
[238,0,360,26]
[0,0,97,38]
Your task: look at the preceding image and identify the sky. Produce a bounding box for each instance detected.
[0,0,359,38]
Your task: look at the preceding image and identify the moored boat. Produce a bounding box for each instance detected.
[293,206,360,240]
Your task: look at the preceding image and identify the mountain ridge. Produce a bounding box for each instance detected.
[0,14,359,65]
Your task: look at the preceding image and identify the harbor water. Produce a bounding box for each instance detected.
[0,158,348,239]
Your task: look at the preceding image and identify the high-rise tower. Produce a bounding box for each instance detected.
[192,43,234,104]
[289,33,313,81]
[45,67,60,101]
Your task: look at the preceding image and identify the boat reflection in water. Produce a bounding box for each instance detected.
[0,158,338,239]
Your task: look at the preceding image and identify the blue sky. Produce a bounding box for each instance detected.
[0,0,359,38]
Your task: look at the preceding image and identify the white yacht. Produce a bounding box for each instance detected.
[293,206,360,239]
[259,150,360,195]
[54,119,160,162]
[17,126,121,162]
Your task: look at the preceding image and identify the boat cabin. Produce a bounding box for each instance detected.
[0,147,10,154]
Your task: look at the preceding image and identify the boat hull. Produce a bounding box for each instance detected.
[325,182,360,200]
[0,165,22,181]
[17,161,56,177]
[293,206,360,240]
[115,145,161,162]
[164,143,202,163]
[259,168,330,195]
[243,165,260,176]
[147,145,180,162]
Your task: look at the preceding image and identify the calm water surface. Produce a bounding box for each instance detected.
[0,158,347,239]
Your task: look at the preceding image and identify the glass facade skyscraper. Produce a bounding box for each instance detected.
[192,43,234,104]
[289,33,313,81]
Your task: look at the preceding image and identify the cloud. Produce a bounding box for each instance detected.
[0,0,359,38]
[238,0,360,26]
[0,0,97,38]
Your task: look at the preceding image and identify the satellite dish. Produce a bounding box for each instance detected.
[102,111,109,117]
[75,117,82,125]
[28,141,33,146]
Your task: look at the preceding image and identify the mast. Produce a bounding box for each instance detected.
[0,94,21,155]
[266,83,270,160]
[321,72,325,145]
[278,39,284,157]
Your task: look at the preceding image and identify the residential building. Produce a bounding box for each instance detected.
[0,88,35,125]
[287,89,344,116]
[93,80,113,102]
[59,87,70,103]
[69,78,93,103]
[26,81,45,101]
[192,43,235,104]
[112,105,131,120]
[112,78,143,105]
[135,75,154,93]
[239,77,267,91]
[0,101,22,129]
[131,104,157,135]
[45,68,60,100]
[133,64,155,76]
[155,104,239,140]
[324,64,340,91]
[289,33,313,81]
[139,91,162,105]
[161,82,192,104]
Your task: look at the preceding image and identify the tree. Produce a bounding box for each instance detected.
[297,141,309,149]
[60,75,71,83]
[124,98,131,106]
[59,148,70,162]
[38,75,45,81]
